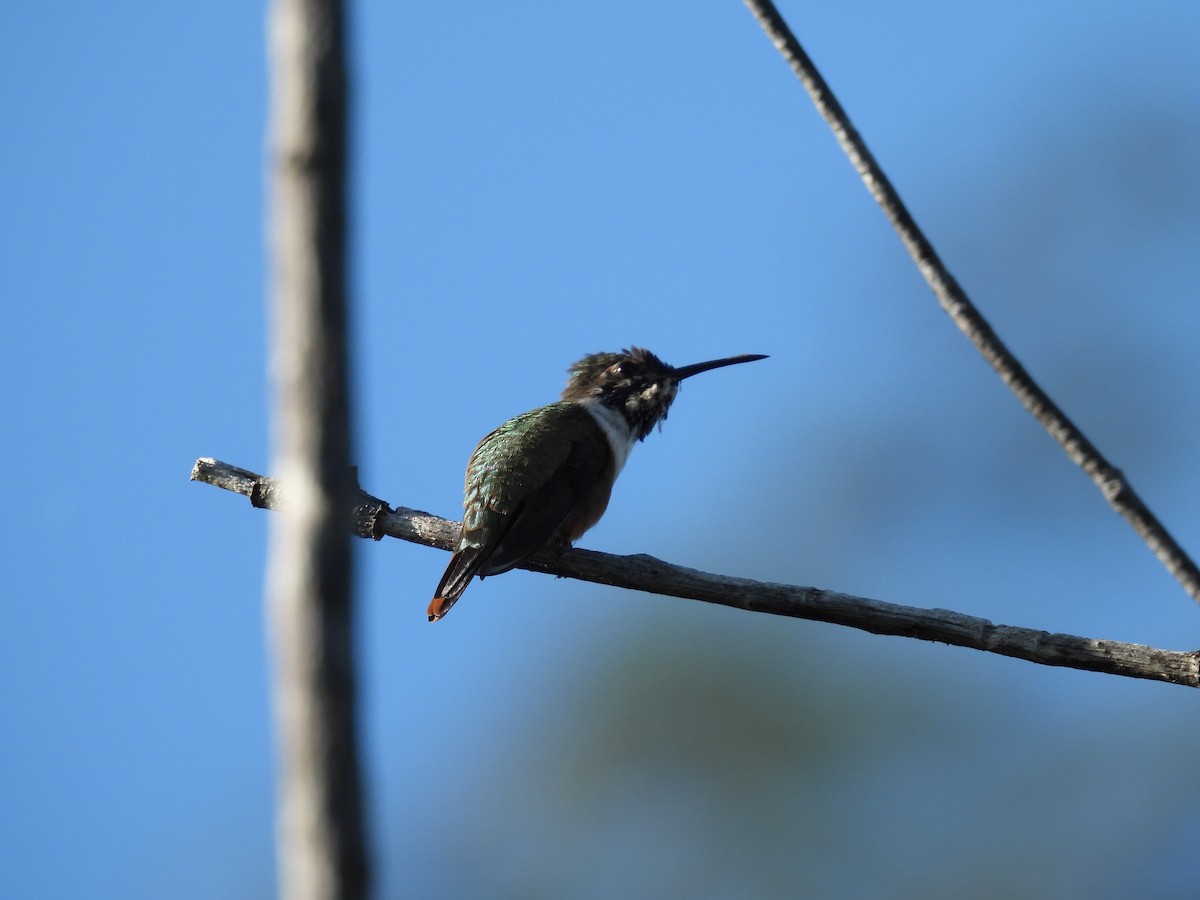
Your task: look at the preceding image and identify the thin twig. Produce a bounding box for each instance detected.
[742,0,1200,606]
[192,458,1200,690]
[268,0,368,894]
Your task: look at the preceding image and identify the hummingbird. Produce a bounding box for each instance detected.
[427,347,767,621]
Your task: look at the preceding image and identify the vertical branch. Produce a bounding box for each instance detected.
[743,0,1200,605]
[268,0,368,897]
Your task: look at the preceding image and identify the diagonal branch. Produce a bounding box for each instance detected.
[742,0,1200,606]
[192,458,1200,690]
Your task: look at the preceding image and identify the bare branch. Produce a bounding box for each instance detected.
[742,0,1200,607]
[267,0,367,893]
[192,458,1200,691]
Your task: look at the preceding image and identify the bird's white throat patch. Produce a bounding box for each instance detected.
[578,399,635,476]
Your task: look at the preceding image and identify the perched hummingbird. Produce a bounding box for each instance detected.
[428,347,767,621]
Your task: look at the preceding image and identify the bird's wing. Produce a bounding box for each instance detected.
[473,403,609,575]
[428,404,609,621]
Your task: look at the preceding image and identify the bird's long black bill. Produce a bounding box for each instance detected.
[671,353,768,381]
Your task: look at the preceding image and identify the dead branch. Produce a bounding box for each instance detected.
[192,458,1200,690]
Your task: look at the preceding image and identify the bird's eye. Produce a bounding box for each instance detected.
[613,363,627,376]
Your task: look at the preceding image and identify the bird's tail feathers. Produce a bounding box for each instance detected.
[428,545,485,622]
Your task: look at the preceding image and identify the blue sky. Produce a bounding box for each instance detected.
[3,2,1199,896]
